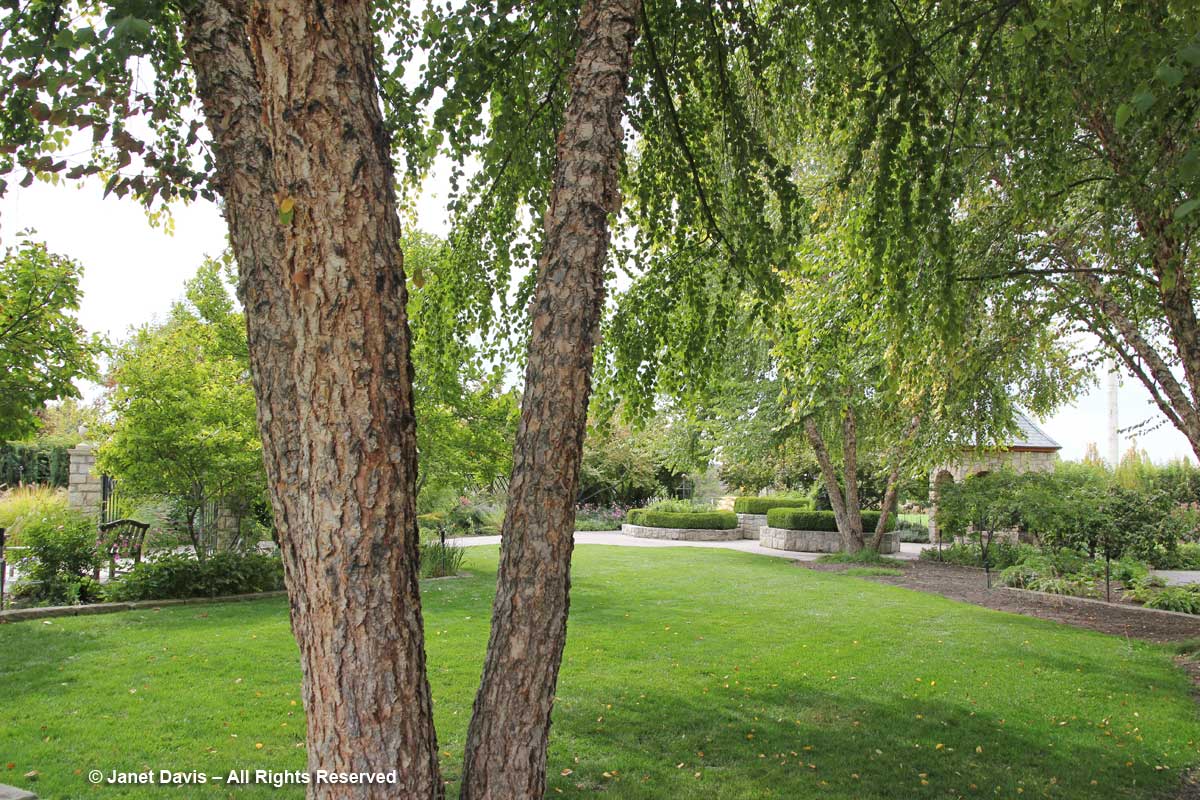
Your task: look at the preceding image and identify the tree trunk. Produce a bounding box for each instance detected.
[869,466,901,552]
[183,2,441,797]
[840,407,865,551]
[460,0,641,797]
[804,417,853,544]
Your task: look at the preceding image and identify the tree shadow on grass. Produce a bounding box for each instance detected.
[544,681,1190,799]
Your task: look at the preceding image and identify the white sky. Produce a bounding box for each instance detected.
[2,176,1195,465]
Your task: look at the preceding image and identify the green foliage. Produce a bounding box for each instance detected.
[920,541,1035,571]
[419,540,466,579]
[1132,585,1200,616]
[10,504,101,606]
[578,417,687,507]
[816,550,902,565]
[625,509,737,530]
[0,485,67,545]
[895,520,930,543]
[733,495,812,515]
[98,257,264,558]
[0,443,70,488]
[104,552,284,602]
[0,238,103,440]
[574,505,626,531]
[767,509,896,533]
[842,567,904,577]
[1147,543,1200,571]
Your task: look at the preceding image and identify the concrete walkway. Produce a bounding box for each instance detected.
[1152,570,1200,587]
[448,531,932,561]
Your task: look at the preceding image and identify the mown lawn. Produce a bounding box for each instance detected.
[1,546,1198,799]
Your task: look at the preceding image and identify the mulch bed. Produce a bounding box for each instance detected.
[803,559,1200,643]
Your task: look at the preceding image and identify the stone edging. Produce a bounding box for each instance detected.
[760,527,900,554]
[620,523,741,542]
[997,586,1200,621]
[0,591,289,624]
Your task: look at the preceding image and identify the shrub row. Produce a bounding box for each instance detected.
[626,509,737,530]
[765,508,897,533]
[732,496,812,515]
[104,552,285,602]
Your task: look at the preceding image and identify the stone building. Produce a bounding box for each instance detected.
[928,410,1061,540]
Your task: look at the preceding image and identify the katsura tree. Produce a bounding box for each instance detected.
[98,258,264,558]
[791,0,1200,460]
[405,234,519,502]
[0,237,103,441]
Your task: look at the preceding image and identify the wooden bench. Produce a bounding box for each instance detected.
[94,519,150,581]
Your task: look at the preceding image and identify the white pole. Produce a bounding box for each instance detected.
[1107,363,1120,468]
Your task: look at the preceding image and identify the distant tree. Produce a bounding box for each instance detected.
[0,238,103,441]
[98,258,263,559]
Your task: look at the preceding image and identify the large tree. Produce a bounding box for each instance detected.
[3,2,441,794]
[0,238,103,441]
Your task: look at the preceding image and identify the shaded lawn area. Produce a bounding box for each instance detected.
[1,546,1198,799]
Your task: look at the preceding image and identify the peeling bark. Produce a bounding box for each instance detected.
[804,417,852,546]
[182,1,440,797]
[840,408,865,551]
[459,0,641,797]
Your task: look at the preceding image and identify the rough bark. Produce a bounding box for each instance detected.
[183,1,441,797]
[459,0,641,797]
[804,417,852,543]
[840,408,865,551]
[869,414,921,552]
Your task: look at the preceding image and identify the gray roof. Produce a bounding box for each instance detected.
[1009,409,1061,450]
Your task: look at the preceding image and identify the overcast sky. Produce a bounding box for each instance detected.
[2,177,1195,465]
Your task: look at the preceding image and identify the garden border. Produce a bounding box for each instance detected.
[0,590,289,624]
[620,523,741,542]
[997,586,1200,621]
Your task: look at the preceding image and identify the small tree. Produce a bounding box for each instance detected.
[98,259,263,560]
[935,471,1026,587]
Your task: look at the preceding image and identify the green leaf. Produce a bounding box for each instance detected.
[1115,103,1132,131]
[1174,198,1200,221]
[1179,43,1200,67]
[1155,62,1185,87]
[1132,88,1156,113]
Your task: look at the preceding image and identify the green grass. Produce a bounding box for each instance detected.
[900,513,930,526]
[1,546,1198,799]
[817,550,904,565]
[842,567,904,577]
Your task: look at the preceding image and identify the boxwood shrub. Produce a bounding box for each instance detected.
[765,508,897,533]
[626,509,737,530]
[733,496,813,515]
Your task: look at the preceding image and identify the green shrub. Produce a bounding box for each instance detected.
[645,498,714,514]
[10,505,101,606]
[919,541,1033,570]
[999,563,1040,588]
[626,509,737,530]
[0,485,70,546]
[895,519,930,542]
[1139,586,1200,615]
[420,539,466,578]
[0,443,71,488]
[733,496,812,515]
[1147,542,1200,570]
[105,551,284,601]
[766,508,897,533]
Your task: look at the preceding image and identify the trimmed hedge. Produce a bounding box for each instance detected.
[765,508,897,533]
[626,509,737,530]
[733,496,812,515]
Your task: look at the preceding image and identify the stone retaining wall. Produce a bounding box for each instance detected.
[621,524,741,542]
[736,513,768,540]
[760,527,900,554]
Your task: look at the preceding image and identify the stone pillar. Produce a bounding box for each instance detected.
[67,444,103,518]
